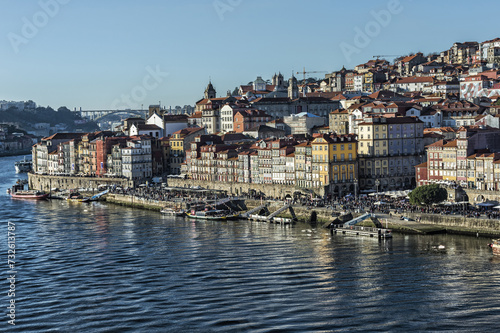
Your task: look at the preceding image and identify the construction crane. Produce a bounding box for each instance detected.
[296,67,328,84]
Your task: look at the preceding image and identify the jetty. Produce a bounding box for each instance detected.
[247,203,298,224]
[330,213,392,238]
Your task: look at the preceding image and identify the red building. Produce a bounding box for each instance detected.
[95,136,129,176]
[233,109,272,133]
[415,162,428,186]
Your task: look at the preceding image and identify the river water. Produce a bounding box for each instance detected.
[1,155,500,332]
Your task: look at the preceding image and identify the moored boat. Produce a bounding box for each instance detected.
[488,239,500,255]
[186,209,239,220]
[161,207,185,217]
[67,192,90,203]
[8,184,48,200]
[15,158,32,173]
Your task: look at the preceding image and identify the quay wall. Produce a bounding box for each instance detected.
[167,178,323,198]
[406,212,500,233]
[106,194,165,211]
[28,173,133,192]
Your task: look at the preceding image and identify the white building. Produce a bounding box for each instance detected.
[129,124,162,138]
[394,77,434,92]
[121,138,152,180]
[146,113,189,137]
[353,74,364,92]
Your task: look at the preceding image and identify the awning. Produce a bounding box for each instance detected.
[477,202,496,207]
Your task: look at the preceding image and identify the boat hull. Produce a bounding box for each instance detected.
[67,198,90,203]
[186,212,239,220]
[186,213,227,220]
[14,160,32,173]
[489,240,500,255]
[161,209,185,217]
[10,192,49,200]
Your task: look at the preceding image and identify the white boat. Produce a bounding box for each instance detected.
[488,239,500,256]
[186,209,239,220]
[15,157,32,173]
[161,207,185,217]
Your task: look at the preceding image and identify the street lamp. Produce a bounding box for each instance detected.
[375,179,380,200]
[354,178,358,201]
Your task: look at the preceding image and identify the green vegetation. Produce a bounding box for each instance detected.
[0,106,99,132]
[408,184,447,207]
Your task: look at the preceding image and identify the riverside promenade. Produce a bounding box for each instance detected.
[28,173,500,237]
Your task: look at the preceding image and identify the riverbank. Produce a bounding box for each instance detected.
[0,149,31,157]
[27,173,500,238]
[99,194,500,238]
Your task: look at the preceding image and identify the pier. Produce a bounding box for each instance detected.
[331,225,393,238]
[247,203,298,224]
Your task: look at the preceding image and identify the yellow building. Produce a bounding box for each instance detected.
[442,140,457,182]
[311,134,358,196]
[329,109,349,135]
[169,127,205,175]
[358,118,388,158]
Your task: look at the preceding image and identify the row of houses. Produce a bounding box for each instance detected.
[32,132,161,181]
[181,116,424,195]
[416,126,500,191]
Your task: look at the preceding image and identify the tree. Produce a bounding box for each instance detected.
[409,184,447,207]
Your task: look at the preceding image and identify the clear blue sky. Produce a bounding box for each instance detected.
[0,0,498,111]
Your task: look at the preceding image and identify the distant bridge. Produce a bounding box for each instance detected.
[75,109,148,121]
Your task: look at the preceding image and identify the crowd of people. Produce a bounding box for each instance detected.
[108,184,500,220]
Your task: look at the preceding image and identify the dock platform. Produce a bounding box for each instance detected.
[331,225,392,238]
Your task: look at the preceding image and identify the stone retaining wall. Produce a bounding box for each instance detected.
[28,173,133,192]
[167,178,325,198]
[406,212,500,231]
[106,194,165,211]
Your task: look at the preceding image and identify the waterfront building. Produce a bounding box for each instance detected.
[358,117,424,191]
[48,150,59,175]
[270,138,296,185]
[32,133,84,174]
[169,127,205,175]
[294,142,312,189]
[107,143,125,177]
[256,139,273,184]
[237,149,255,183]
[310,133,358,196]
[419,126,500,189]
[95,136,130,177]
[121,137,152,181]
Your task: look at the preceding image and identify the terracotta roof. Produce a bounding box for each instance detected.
[42,133,84,141]
[427,139,447,148]
[134,124,162,130]
[172,127,204,136]
[396,76,434,84]
[330,109,348,114]
[443,140,457,148]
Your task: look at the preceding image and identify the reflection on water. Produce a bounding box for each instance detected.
[0,155,499,331]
